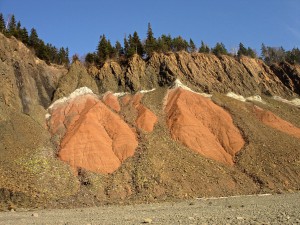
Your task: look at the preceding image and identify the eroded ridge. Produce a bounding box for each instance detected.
[253,106,300,139]
[48,93,138,174]
[165,88,245,165]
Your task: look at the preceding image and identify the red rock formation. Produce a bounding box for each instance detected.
[253,106,300,139]
[122,93,157,132]
[102,92,121,112]
[48,94,138,174]
[165,88,245,165]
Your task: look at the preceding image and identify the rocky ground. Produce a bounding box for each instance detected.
[0,193,299,224]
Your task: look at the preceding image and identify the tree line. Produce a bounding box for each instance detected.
[85,23,260,66]
[1,14,299,67]
[0,13,69,65]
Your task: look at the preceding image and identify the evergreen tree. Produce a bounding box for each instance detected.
[20,27,29,44]
[127,32,144,58]
[247,47,257,58]
[7,15,17,37]
[145,22,157,57]
[172,36,188,52]
[198,41,210,53]
[123,35,129,56]
[286,48,300,64]
[15,21,22,39]
[114,41,123,58]
[188,38,196,53]
[212,42,228,56]
[237,42,248,57]
[157,34,172,53]
[28,28,39,49]
[85,52,98,65]
[0,13,6,34]
[97,34,111,64]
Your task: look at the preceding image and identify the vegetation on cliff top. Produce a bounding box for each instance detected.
[0,13,69,66]
[1,13,300,68]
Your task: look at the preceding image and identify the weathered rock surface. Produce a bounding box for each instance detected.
[88,52,299,98]
[53,61,99,101]
[0,33,66,122]
[165,88,245,165]
[270,61,300,95]
[48,92,138,174]
[253,106,300,139]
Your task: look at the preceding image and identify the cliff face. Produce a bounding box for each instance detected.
[0,33,67,118]
[1,34,300,209]
[91,51,298,98]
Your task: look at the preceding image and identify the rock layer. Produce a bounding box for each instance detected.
[165,88,245,165]
[48,93,138,174]
[122,93,157,132]
[253,106,300,139]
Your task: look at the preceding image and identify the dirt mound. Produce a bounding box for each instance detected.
[165,88,245,165]
[102,92,121,112]
[253,106,300,139]
[122,93,157,132]
[48,93,138,174]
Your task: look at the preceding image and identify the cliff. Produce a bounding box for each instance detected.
[0,33,300,210]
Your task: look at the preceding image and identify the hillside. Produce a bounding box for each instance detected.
[0,33,300,210]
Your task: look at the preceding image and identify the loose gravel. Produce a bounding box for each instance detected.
[0,193,299,224]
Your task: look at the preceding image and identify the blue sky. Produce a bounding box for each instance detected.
[1,0,300,57]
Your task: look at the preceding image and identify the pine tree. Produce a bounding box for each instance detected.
[172,36,188,52]
[212,42,228,56]
[188,38,196,53]
[237,42,248,57]
[7,15,17,37]
[114,41,123,58]
[97,34,111,64]
[157,34,172,53]
[28,28,39,49]
[131,31,144,57]
[247,47,257,58]
[123,35,129,56]
[198,41,210,53]
[14,21,22,39]
[126,32,144,58]
[20,27,29,44]
[145,23,157,57]
[0,13,6,34]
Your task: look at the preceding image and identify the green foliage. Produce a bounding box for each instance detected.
[212,42,228,56]
[0,13,5,34]
[7,15,17,37]
[145,23,157,57]
[157,34,172,53]
[198,41,210,53]
[85,52,99,65]
[28,28,39,49]
[286,48,300,64]
[97,34,114,64]
[172,36,188,52]
[1,14,69,66]
[237,43,256,58]
[188,38,197,53]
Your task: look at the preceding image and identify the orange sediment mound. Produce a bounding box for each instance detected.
[122,93,157,132]
[48,94,138,174]
[102,92,121,112]
[253,106,300,139]
[165,88,245,165]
